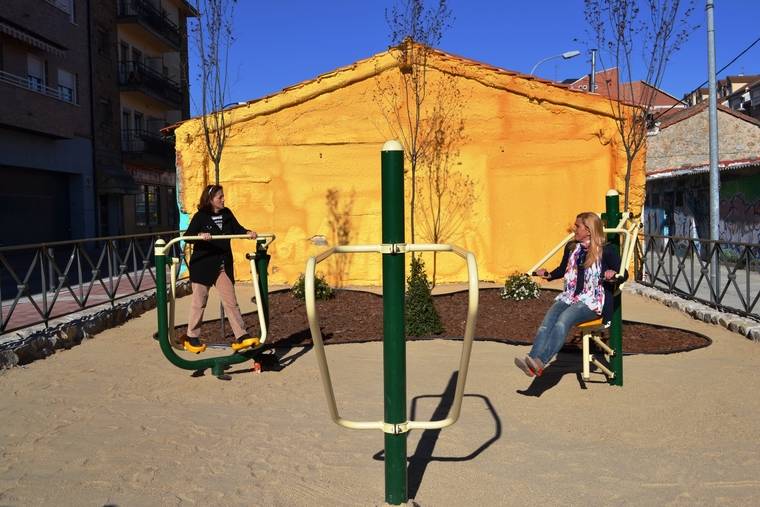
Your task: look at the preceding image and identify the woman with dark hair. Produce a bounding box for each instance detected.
[183,184,257,353]
[514,212,624,377]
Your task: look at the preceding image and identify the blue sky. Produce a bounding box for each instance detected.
[189,1,760,113]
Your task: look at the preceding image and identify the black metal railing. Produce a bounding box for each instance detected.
[634,233,760,320]
[0,231,189,334]
[121,128,174,159]
[118,60,182,106]
[117,0,181,48]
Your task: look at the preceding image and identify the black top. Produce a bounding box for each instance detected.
[185,208,248,286]
[547,242,627,322]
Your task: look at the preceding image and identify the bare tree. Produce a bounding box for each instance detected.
[191,0,237,184]
[376,0,452,242]
[585,0,696,210]
[416,81,476,286]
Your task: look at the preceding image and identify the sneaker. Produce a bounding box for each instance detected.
[514,357,535,377]
[183,336,207,354]
[526,356,545,377]
[231,333,260,352]
[232,333,251,345]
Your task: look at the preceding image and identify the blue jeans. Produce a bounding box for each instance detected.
[529,300,598,364]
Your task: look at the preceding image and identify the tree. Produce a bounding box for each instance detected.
[584,0,696,210]
[415,81,476,286]
[376,0,453,242]
[191,0,237,184]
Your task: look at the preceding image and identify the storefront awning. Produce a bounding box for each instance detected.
[0,21,66,58]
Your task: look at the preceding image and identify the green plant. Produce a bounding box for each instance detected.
[291,273,335,301]
[500,272,540,301]
[405,256,444,336]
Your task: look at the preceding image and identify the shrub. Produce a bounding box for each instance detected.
[291,272,335,301]
[405,256,444,336]
[500,272,540,301]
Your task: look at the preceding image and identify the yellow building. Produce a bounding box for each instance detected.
[172,45,645,286]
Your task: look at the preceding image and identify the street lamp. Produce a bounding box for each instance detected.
[530,50,581,76]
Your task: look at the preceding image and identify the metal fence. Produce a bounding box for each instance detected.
[634,233,760,321]
[0,231,188,334]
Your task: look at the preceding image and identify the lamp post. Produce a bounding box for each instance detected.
[530,50,581,76]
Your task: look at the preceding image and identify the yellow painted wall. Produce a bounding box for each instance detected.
[174,48,645,286]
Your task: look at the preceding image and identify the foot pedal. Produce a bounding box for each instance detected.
[231,337,261,352]
[183,340,207,354]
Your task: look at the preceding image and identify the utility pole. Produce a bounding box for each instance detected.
[589,49,597,93]
[706,0,720,302]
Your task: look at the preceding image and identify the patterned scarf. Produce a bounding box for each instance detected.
[556,243,604,315]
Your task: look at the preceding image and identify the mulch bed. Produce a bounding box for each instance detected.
[175,288,711,355]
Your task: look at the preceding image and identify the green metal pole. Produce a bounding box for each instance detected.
[604,190,624,386]
[255,241,271,329]
[381,140,407,504]
[156,240,169,350]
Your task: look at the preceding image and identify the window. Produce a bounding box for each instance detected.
[121,110,131,150]
[147,185,160,225]
[133,111,144,133]
[167,187,177,228]
[27,55,44,91]
[135,185,160,226]
[57,69,76,103]
[135,188,146,226]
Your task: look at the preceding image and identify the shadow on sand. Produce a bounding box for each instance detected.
[372,371,501,500]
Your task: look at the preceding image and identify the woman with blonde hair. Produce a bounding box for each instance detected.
[514,212,624,377]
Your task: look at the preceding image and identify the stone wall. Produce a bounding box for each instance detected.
[647,109,760,172]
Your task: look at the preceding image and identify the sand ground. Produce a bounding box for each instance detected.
[1,288,759,506]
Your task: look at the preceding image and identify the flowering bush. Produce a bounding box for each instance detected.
[291,272,335,301]
[499,272,540,301]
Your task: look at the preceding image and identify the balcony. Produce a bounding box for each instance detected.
[121,129,175,170]
[0,69,77,105]
[118,60,182,108]
[117,0,181,50]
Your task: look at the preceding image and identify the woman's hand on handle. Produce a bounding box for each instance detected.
[199,232,211,241]
[535,268,549,279]
[246,230,257,240]
[603,269,617,281]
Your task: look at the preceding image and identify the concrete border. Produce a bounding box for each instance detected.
[625,282,760,342]
[0,282,192,368]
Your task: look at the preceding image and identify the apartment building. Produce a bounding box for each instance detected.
[105,0,196,235]
[682,74,760,107]
[0,0,196,244]
[0,0,95,245]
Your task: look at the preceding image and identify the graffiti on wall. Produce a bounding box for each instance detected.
[644,168,760,246]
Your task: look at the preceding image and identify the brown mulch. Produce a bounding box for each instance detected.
[175,288,711,355]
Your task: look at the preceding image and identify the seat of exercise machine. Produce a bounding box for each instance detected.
[576,318,605,329]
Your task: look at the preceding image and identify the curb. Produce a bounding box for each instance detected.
[0,281,192,369]
[624,282,760,342]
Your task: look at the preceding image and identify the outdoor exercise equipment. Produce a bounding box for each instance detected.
[304,141,479,506]
[154,234,275,380]
[527,190,641,386]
